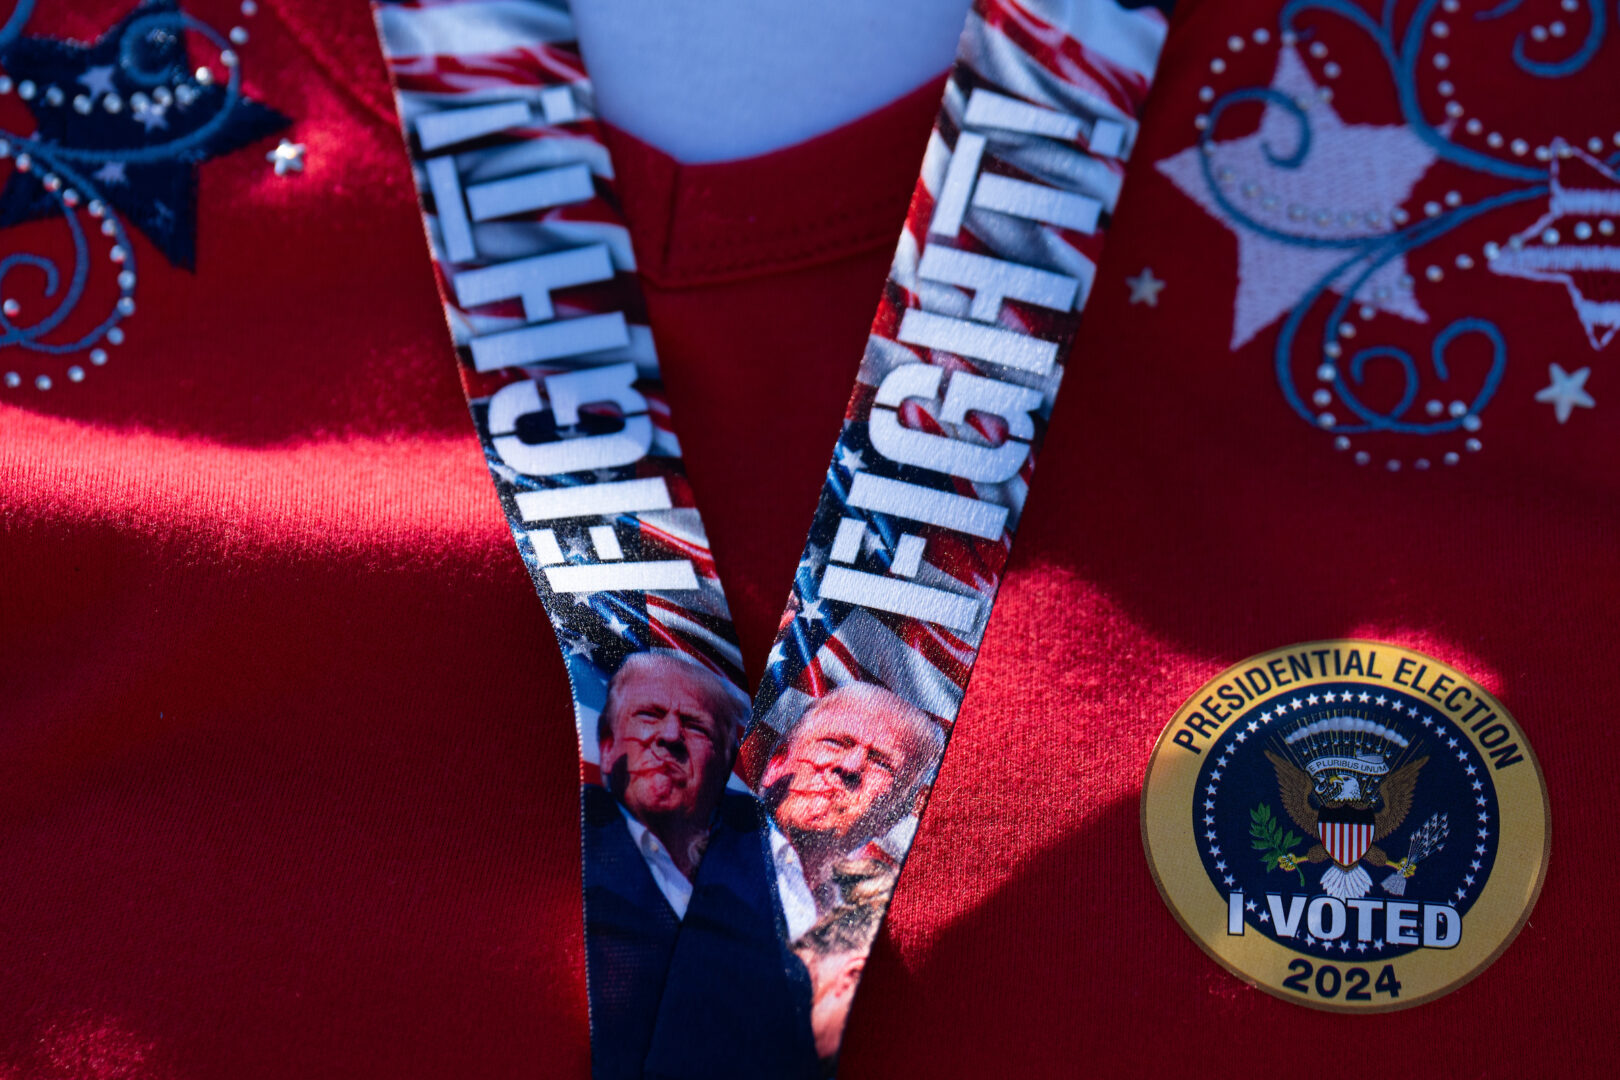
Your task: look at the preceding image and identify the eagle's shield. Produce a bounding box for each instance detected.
[1317,808,1376,866]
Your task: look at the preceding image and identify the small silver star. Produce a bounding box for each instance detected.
[1534,362,1594,423]
[267,139,306,176]
[1125,267,1165,306]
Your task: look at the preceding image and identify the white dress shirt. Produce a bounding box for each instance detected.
[769,820,819,941]
[618,803,694,919]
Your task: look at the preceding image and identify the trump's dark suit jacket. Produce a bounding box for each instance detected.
[582,783,820,1080]
[641,788,820,1080]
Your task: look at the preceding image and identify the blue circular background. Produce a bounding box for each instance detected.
[1194,681,1500,962]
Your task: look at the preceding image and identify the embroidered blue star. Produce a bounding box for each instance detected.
[0,0,289,270]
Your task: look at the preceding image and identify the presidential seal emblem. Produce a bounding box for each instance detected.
[1142,641,1550,1011]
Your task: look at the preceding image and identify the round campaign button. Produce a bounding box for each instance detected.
[1141,641,1550,1012]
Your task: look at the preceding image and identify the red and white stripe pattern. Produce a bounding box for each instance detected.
[1321,819,1375,867]
[375,0,1170,1067]
[738,2,1170,1059]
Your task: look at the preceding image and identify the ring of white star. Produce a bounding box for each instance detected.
[1205,688,1492,955]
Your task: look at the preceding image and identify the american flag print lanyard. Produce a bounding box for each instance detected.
[371,1,1169,1075]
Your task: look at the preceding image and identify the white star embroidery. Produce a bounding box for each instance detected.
[1125,267,1165,306]
[604,613,629,637]
[1156,45,1436,348]
[1534,363,1595,423]
[564,635,596,660]
[267,139,306,176]
[837,445,864,474]
[767,641,786,667]
[1490,147,1620,349]
[798,597,825,623]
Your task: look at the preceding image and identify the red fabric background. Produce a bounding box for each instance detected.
[2,0,1614,1076]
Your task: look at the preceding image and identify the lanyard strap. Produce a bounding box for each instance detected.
[372,1,1169,1074]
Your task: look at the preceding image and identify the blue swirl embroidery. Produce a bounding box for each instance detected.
[0,0,287,388]
[1197,0,1614,450]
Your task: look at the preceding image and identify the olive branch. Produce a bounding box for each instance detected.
[1250,803,1305,886]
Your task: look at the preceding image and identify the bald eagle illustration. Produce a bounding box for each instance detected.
[1264,716,1428,900]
